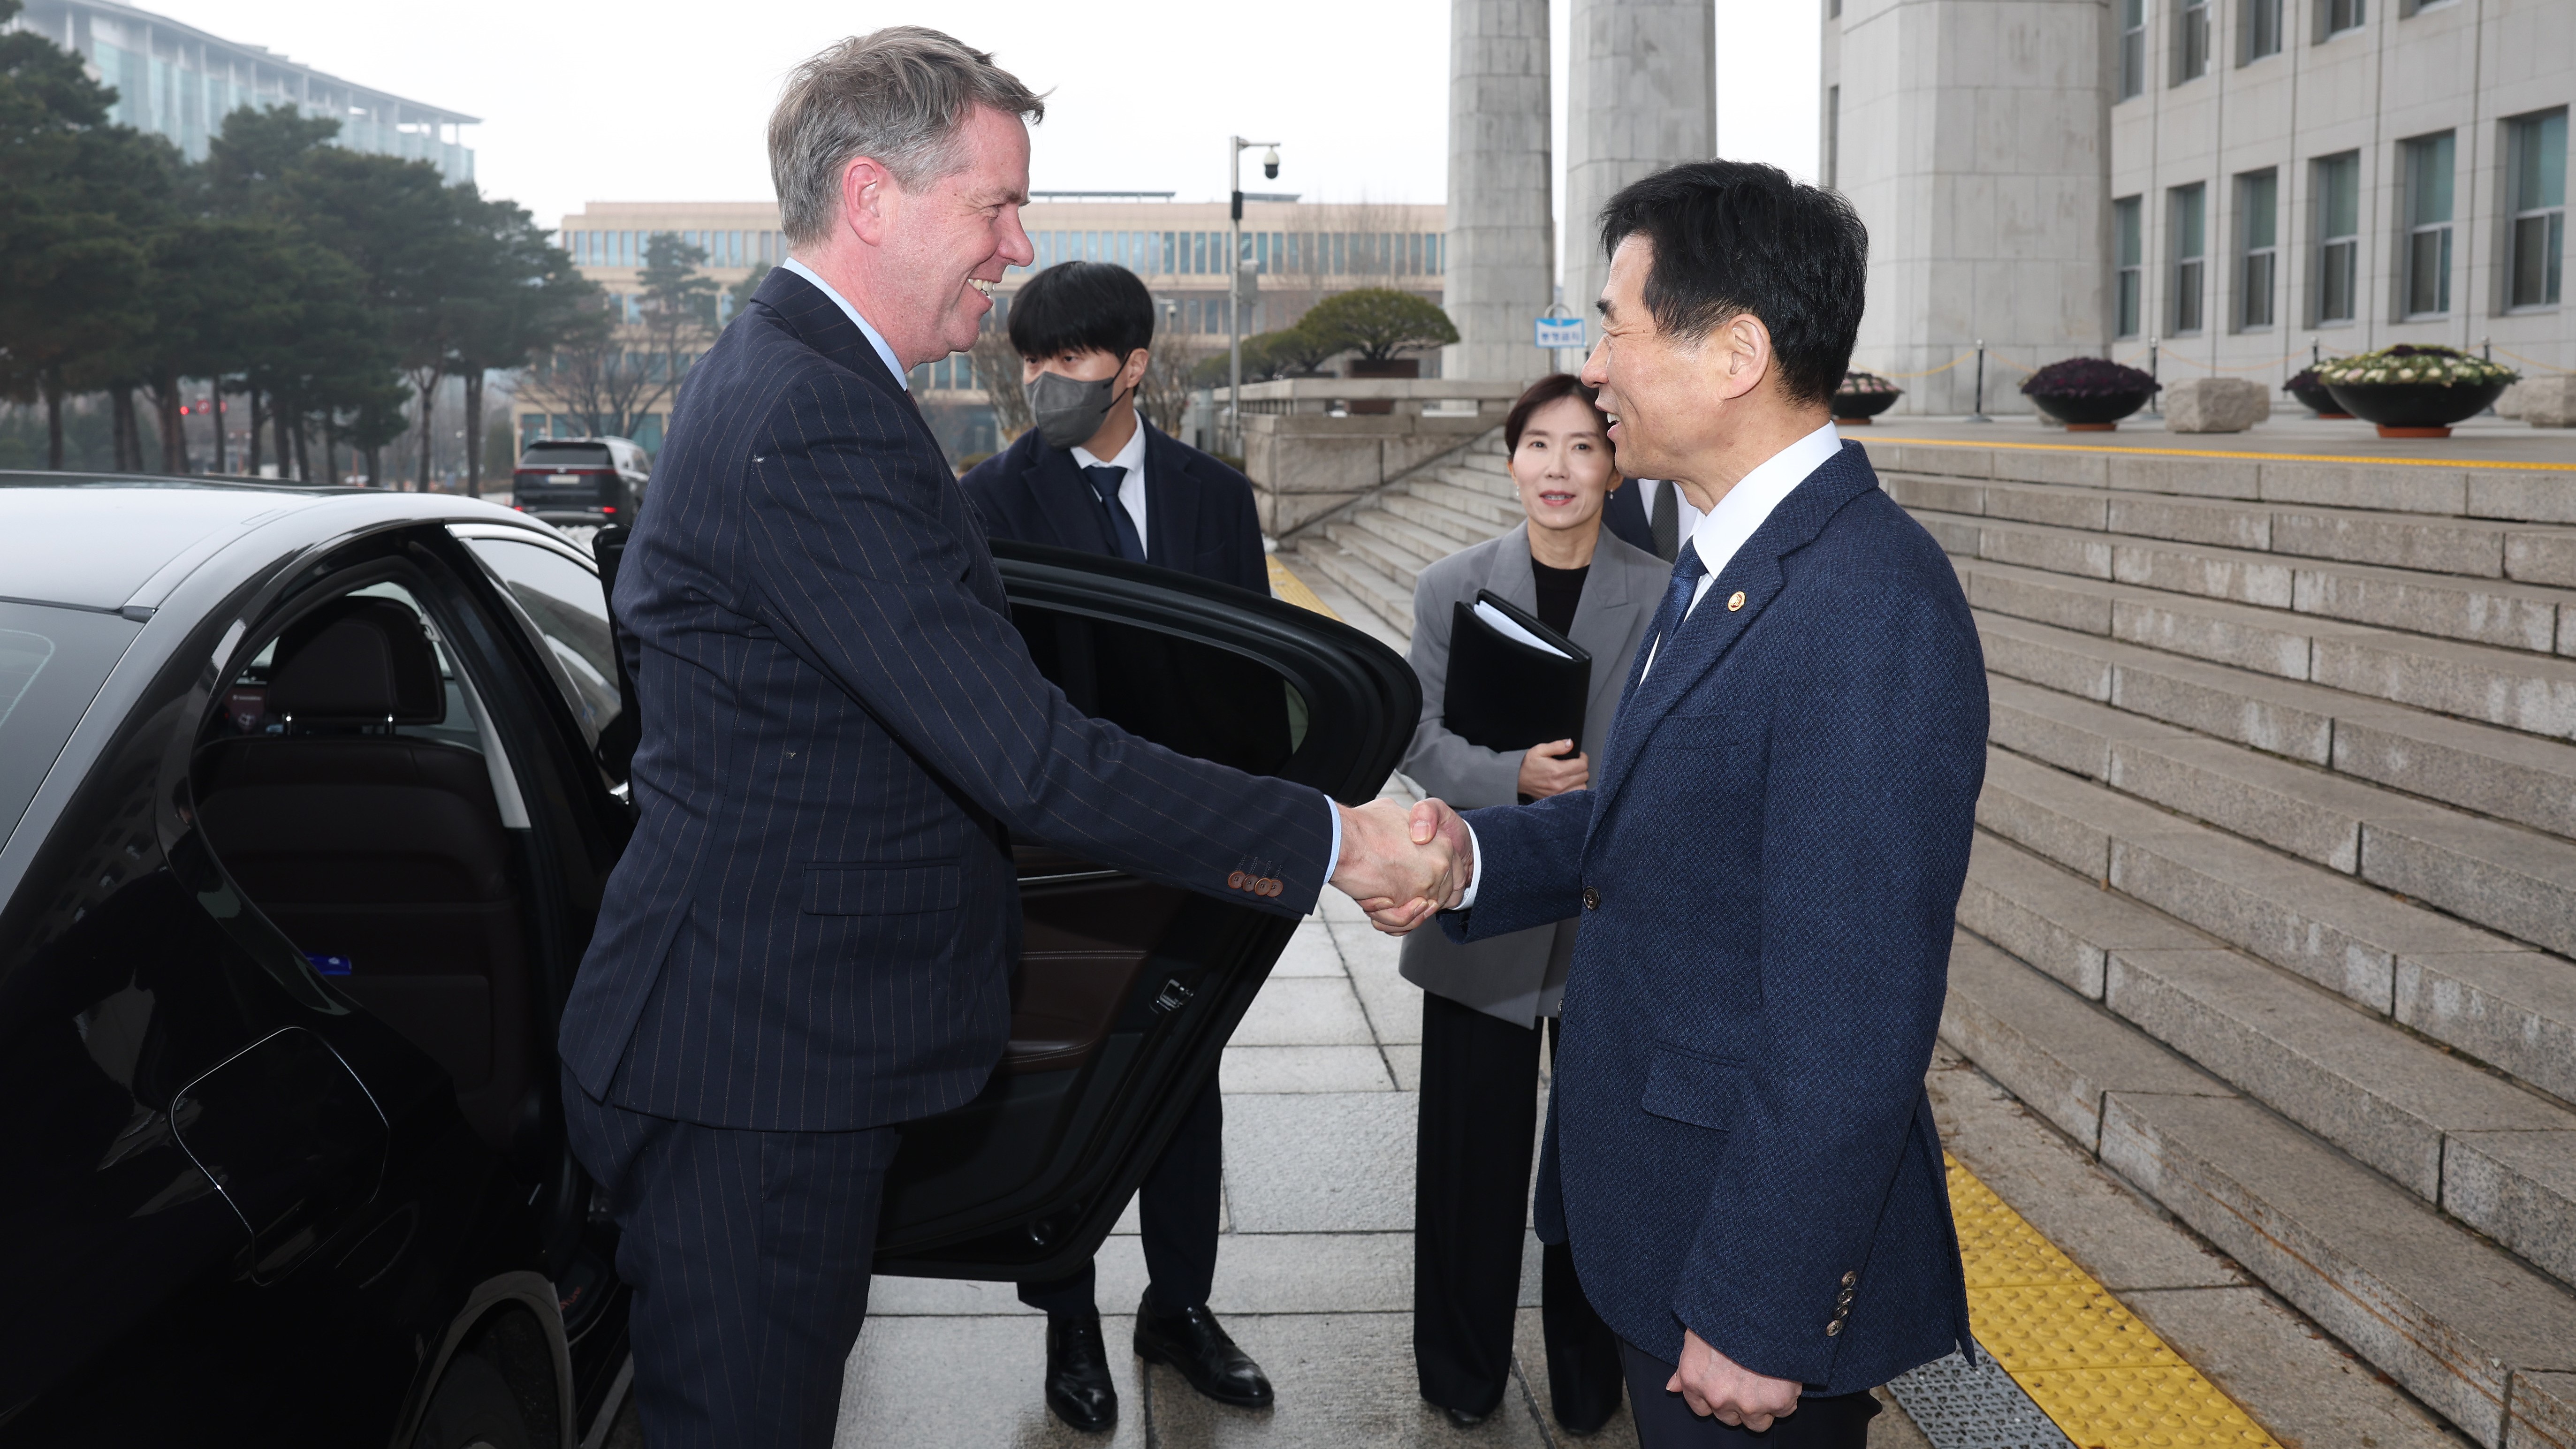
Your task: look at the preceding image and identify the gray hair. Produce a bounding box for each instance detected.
[769,27,1045,247]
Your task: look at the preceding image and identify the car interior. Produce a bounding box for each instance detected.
[191,582,535,1153]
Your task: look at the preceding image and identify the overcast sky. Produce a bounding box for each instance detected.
[137,0,1820,280]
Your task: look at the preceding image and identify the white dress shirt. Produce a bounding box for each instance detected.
[1641,420,1843,679]
[779,257,907,388]
[1071,409,1151,555]
[1458,419,1843,907]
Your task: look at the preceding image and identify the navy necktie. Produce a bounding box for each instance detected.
[1642,544,1710,678]
[1083,464,1145,563]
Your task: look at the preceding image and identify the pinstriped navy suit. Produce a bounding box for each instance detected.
[1447,444,1985,1409]
[558,266,1333,1448]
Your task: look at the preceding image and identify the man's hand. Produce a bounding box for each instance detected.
[1668,1330,1801,1429]
[1518,741,1589,799]
[1330,799,1457,933]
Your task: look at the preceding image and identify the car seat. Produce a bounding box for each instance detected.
[193,596,531,1152]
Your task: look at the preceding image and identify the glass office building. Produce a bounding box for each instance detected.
[8,0,475,182]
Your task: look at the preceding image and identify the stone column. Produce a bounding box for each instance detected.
[1441,0,1554,384]
[1827,0,2110,415]
[1565,0,1715,322]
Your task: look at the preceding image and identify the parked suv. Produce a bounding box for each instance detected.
[509,438,650,526]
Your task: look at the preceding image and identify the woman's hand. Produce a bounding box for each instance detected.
[1518,741,1589,798]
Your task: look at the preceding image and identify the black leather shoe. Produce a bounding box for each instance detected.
[1133,1295,1273,1408]
[1438,1404,1488,1428]
[1044,1313,1118,1432]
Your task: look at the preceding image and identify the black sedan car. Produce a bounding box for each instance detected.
[0,474,1413,1447]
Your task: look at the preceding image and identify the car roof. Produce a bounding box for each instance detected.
[0,473,539,612]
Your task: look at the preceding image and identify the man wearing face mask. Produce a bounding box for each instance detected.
[958,258,1273,1433]
[962,260,1269,595]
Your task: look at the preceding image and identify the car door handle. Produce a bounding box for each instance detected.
[169,1027,390,1284]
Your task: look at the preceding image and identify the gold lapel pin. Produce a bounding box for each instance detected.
[1727,591,1747,612]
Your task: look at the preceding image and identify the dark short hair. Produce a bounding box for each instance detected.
[1596,160,1867,408]
[1504,373,1611,454]
[1006,262,1155,361]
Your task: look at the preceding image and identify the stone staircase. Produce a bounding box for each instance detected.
[1276,428,1517,643]
[1280,430,2576,1447]
[1881,441,2576,1449]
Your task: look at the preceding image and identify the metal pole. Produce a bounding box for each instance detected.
[1966,340,1990,424]
[1228,136,1243,460]
[2145,337,2161,417]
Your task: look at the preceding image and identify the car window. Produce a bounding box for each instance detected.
[0,602,140,843]
[462,538,622,743]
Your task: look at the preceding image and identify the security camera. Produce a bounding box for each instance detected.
[1262,147,1281,181]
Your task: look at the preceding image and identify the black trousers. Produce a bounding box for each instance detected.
[1415,992,1625,1425]
[1618,1338,1881,1449]
[1017,1073,1223,1318]
[562,1065,900,1449]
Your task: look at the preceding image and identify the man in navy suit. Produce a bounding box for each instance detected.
[959,260,1276,1432]
[555,30,1457,1449]
[1405,162,1988,1446]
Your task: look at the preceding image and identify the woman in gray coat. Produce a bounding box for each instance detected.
[1401,373,1665,1432]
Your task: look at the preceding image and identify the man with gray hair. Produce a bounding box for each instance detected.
[556,26,1459,1447]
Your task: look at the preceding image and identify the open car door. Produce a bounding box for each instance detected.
[869,540,1416,1282]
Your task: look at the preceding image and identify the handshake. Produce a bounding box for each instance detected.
[1329,798,1473,935]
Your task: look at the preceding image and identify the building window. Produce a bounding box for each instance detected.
[2237,170,2279,330]
[2314,152,2360,322]
[2116,196,2144,337]
[2242,0,2284,60]
[2402,131,2455,317]
[2507,109,2567,310]
[2174,0,2211,83]
[2318,0,2363,39]
[2170,183,2208,333]
[1825,85,1842,188]
[2119,0,2147,100]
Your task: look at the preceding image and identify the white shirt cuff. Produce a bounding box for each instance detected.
[1325,798,1343,894]
[1455,821,1483,910]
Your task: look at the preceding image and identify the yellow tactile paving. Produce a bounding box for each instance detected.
[1945,1154,2280,1449]
[1267,557,1340,621]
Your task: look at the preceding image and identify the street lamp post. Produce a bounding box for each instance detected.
[1228,135,1280,458]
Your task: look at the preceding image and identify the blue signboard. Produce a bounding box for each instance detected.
[1533,316,1587,349]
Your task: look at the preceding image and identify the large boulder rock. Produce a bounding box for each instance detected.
[2513,375,2576,428]
[2163,377,2270,433]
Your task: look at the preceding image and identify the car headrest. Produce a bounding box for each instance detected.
[265,597,446,728]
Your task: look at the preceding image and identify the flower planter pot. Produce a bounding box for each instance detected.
[2324,380,2509,439]
[1833,389,1900,424]
[2029,391,2151,429]
[2285,377,2350,419]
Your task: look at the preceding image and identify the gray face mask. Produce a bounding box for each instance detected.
[1025,370,1125,449]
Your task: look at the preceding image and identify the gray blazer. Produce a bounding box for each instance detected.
[1397,522,1668,1026]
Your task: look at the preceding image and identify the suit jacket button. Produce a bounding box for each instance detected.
[1261,878,1281,896]
[1228,871,1247,891]
[1841,1272,1858,1287]
[1582,887,1601,910]
[1837,1290,1855,1307]
[1825,1320,1843,1336]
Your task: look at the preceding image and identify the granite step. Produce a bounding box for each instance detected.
[1292,541,1411,636]
[1976,749,2576,1102]
[1861,437,2576,527]
[1945,888,2576,1365]
[1955,557,2576,743]
[1915,508,2575,657]
[2103,1090,2576,1448]
[1376,492,1500,549]
[1403,477,1525,528]
[1342,508,1459,572]
[1321,519,1427,595]
[1886,470,2576,586]
[1976,611,2576,843]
